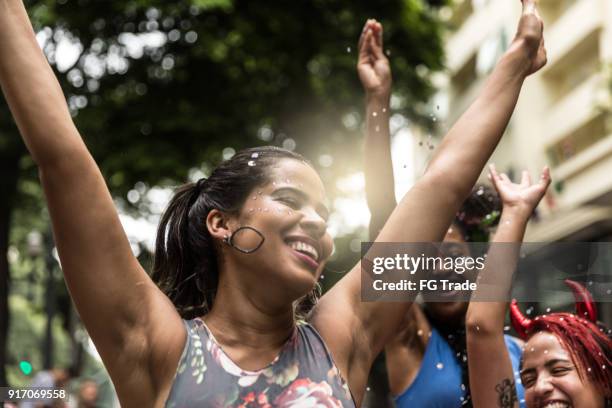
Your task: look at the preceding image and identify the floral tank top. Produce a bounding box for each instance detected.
[165,317,355,407]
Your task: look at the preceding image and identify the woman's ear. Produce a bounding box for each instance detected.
[206,209,232,243]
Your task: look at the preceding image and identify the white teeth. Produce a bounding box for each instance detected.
[289,241,319,261]
[543,402,569,408]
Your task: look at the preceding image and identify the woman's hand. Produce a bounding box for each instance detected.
[489,164,551,216]
[508,0,547,75]
[357,19,391,101]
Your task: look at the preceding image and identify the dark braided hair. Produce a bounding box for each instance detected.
[151,146,318,319]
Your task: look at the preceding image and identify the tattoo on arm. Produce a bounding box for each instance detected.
[495,378,518,408]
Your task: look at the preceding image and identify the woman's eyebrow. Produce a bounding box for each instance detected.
[544,359,573,368]
[520,358,573,375]
[272,187,330,218]
[271,186,306,197]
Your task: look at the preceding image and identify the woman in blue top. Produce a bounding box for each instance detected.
[357,3,546,406]
[0,1,545,406]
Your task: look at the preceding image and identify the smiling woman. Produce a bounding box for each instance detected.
[0,0,549,405]
[151,147,331,319]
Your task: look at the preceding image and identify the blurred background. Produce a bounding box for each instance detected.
[0,0,611,406]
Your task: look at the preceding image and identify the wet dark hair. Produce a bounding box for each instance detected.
[453,183,501,242]
[151,146,317,319]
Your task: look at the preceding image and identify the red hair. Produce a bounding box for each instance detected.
[527,312,612,399]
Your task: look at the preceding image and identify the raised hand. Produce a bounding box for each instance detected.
[488,164,551,215]
[357,19,391,100]
[510,0,547,75]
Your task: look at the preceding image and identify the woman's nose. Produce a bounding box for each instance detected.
[299,207,327,237]
[533,374,554,398]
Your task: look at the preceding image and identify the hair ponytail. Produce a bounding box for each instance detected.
[152,181,218,318]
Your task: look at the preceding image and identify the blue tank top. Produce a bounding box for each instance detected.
[395,327,525,408]
[165,317,355,407]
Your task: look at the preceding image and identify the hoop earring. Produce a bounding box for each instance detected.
[224,226,265,254]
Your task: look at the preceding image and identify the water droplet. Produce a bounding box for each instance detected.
[447,228,453,234]
[385,49,391,56]
[526,306,534,315]
[417,330,423,336]
[460,383,466,391]
[366,387,371,391]
[504,326,510,332]
[320,275,325,279]
[347,46,351,53]
[588,367,592,372]
[436,362,444,370]
[382,108,387,113]
[530,347,535,352]
[476,326,480,331]
[505,220,511,225]
[477,188,484,196]
[247,160,256,167]
[372,111,378,117]
[544,350,548,354]
[546,307,551,313]
[251,152,259,158]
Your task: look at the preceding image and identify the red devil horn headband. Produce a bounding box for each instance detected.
[564,279,597,323]
[510,299,534,339]
[510,279,597,339]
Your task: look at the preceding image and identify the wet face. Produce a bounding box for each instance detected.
[521,332,605,408]
[423,224,472,324]
[220,158,333,303]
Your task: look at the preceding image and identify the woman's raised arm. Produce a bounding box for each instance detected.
[357,19,397,242]
[312,0,547,403]
[0,1,184,404]
[466,165,550,407]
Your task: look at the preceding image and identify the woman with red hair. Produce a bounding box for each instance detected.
[466,165,612,408]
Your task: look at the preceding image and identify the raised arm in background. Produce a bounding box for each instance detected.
[0,1,184,405]
[357,19,397,242]
[311,1,547,403]
[466,165,550,408]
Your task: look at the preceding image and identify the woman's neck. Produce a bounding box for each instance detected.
[202,277,296,353]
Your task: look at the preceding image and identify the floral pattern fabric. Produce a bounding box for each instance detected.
[165,318,355,408]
